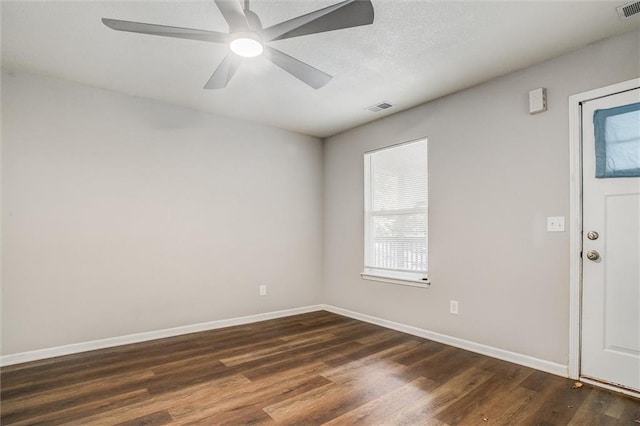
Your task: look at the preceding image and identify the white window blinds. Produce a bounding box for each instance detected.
[364,139,428,283]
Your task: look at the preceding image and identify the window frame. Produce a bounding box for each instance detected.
[361,138,429,288]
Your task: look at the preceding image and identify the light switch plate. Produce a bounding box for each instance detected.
[547,216,565,232]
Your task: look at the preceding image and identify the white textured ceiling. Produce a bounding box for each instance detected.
[2,0,639,137]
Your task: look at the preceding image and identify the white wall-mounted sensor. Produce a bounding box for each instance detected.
[529,88,547,114]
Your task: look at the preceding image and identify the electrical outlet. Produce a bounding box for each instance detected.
[450,300,459,315]
[259,285,267,296]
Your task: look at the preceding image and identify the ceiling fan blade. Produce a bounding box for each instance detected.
[102,18,228,43]
[214,0,250,32]
[204,53,242,89]
[263,47,332,89]
[262,0,373,42]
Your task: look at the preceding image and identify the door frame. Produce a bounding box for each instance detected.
[568,78,640,385]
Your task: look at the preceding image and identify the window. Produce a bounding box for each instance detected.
[594,102,640,178]
[362,139,428,287]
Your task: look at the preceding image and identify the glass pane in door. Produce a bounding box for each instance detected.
[594,102,640,178]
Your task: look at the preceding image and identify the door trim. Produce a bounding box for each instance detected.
[568,78,640,381]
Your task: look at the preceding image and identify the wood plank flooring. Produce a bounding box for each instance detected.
[2,311,639,425]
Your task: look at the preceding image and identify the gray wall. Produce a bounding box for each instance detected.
[1,71,323,355]
[323,30,640,365]
[3,30,639,364]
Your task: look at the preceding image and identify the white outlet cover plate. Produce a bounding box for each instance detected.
[547,216,565,232]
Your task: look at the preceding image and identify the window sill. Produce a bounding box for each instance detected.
[360,272,430,289]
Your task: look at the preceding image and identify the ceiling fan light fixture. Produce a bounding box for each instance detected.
[229,33,263,58]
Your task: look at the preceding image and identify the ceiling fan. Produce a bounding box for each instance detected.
[102,0,374,89]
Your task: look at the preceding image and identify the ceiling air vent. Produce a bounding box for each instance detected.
[617,0,640,19]
[366,102,394,113]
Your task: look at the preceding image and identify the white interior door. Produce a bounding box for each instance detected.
[581,87,640,392]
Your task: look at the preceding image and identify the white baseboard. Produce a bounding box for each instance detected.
[0,305,324,367]
[321,304,569,378]
[2,303,569,378]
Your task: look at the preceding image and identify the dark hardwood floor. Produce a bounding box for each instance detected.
[2,311,639,425]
